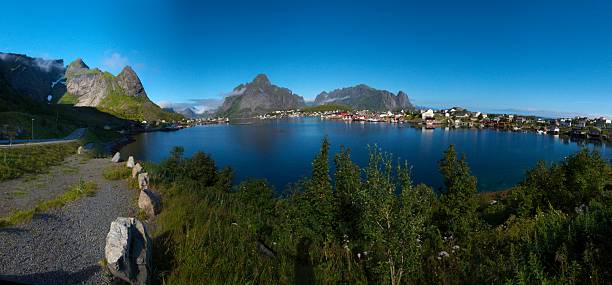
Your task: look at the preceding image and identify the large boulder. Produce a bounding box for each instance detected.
[126,156,135,168]
[132,163,143,178]
[105,217,151,285]
[111,152,121,163]
[137,172,149,190]
[138,189,161,218]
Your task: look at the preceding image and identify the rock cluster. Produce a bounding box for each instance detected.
[104,159,163,284]
[126,156,135,168]
[138,189,161,219]
[137,172,149,190]
[111,152,121,163]
[132,163,143,178]
[105,217,152,285]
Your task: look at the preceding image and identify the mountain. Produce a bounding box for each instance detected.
[61,59,181,122]
[175,107,199,119]
[0,52,67,104]
[314,84,414,111]
[217,74,305,118]
[0,52,180,122]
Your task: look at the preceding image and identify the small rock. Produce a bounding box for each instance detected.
[137,172,149,190]
[256,240,276,258]
[105,217,151,285]
[132,163,143,178]
[111,152,121,163]
[126,156,135,168]
[77,146,84,155]
[138,189,161,218]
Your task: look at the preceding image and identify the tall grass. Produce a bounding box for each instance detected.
[103,165,131,180]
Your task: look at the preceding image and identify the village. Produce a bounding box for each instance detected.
[247,107,612,143]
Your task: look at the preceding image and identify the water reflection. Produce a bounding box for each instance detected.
[120,118,610,192]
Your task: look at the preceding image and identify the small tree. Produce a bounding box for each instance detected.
[334,146,362,241]
[296,137,336,243]
[437,145,479,239]
[359,147,434,285]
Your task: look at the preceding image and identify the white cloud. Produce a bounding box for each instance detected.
[159,99,223,114]
[102,52,129,71]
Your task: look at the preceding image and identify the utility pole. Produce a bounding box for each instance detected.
[31,118,34,141]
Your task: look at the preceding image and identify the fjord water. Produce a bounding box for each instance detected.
[121,118,610,192]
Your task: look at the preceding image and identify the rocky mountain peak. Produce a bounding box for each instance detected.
[118,66,136,77]
[117,66,147,98]
[252,74,271,86]
[69,58,89,69]
[66,58,90,78]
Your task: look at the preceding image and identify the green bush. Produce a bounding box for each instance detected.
[150,143,611,284]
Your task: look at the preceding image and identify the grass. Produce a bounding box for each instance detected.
[58,92,79,105]
[0,178,98,227]
[8,190,27,198]
[103,165,131,180]
[61,165,79,174]
[0,142,79,181]
[98,87,182,122]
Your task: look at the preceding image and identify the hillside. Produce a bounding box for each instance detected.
[217,74,305,118]
[62,59,181,122]
[315,84,413,111]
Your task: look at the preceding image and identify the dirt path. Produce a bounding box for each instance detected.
[0,156,139,284]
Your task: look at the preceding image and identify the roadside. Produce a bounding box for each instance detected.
[0,128,86,147]
[0,156,139,284]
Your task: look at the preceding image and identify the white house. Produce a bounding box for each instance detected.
[421,109,435,120]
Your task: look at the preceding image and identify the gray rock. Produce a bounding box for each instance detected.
[138,189,161,218]
[126,156,135,168]
[132,163,143,178]
[105,217,152,285]
[111,152,121,163]
[117,66,149,99]
[137,172,149,190]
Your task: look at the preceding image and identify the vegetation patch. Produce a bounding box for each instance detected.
[103,165,131,180]
[149,142,611,284]
[0,178,97,227]
[301,103,353,113]
[57,92,78,105]
[0,142,79,181]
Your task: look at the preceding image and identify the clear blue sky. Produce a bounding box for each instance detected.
[1,0,611,117]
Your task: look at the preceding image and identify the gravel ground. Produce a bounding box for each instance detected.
[0,155,95,217]
[0,158,138,285]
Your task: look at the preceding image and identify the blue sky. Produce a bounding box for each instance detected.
[1,0,611,117]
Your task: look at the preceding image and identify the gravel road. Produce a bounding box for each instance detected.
[0,158,138,285]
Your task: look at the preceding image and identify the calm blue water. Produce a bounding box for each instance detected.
[120,118,610,192]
